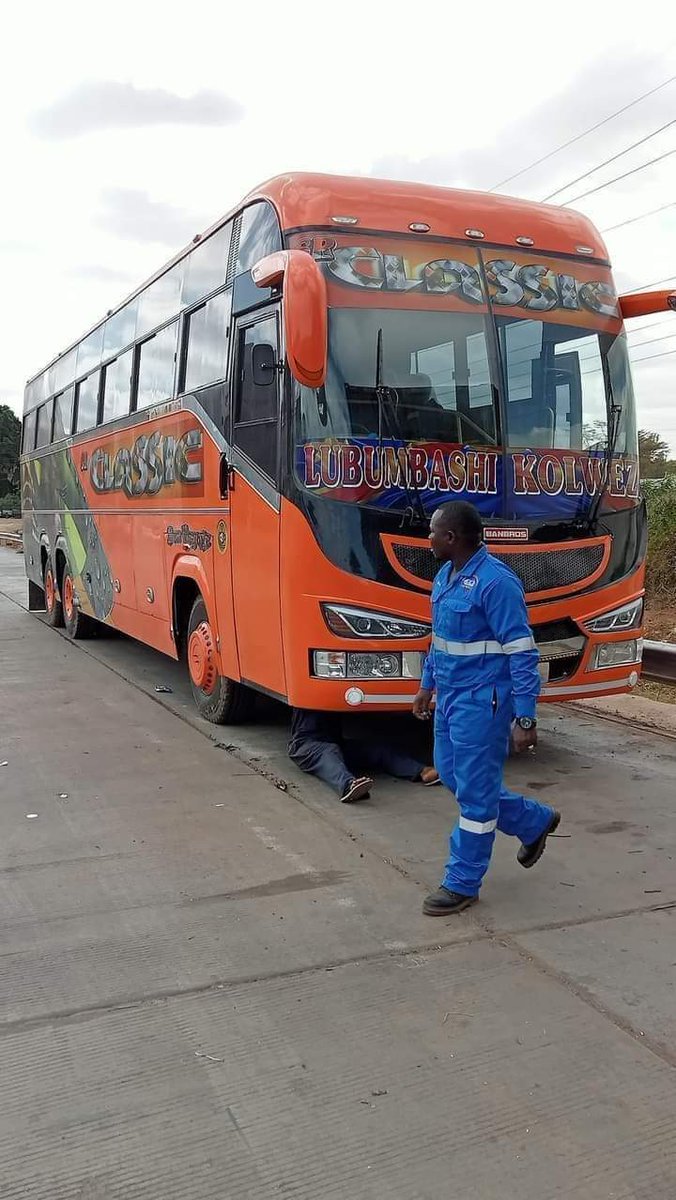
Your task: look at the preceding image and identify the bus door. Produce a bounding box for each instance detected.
[228,309,286,699]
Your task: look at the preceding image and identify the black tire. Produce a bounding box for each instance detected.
[43,555,64,628]
[61,563,93,640]
[186,597,253,724]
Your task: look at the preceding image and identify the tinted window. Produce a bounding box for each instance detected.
[103,300,138,358]
[36,400,54,449]
[45,363,58,398]
[76,372,100,433]
[76,326,104,377]
[182,225,231,307]
[54,387,75,439]
[234,316,279,481]
[25,377,45,409]
[137,265,184,339]
[54,349,77,393]
[23,410,37,453]
[236,204,281,276]
[498,319,612,450]
[102,349,134,423]
[184,291,232,392]
[137,322,178,410]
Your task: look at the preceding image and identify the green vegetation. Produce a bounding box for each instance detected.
[643,473,676,599]
[0,405,21,512]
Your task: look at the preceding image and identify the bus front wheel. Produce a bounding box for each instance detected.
[186,597,253,724]
[44,555,64,628]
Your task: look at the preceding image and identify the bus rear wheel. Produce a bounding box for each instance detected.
[61,564,93,640]
[44,555,64,628]
[186,597,253,724]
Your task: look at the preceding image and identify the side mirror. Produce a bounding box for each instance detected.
[619,289,676,320]
[252,249,328,388]
[251,342,276,387]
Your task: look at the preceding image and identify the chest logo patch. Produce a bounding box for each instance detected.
[461,576,478,590]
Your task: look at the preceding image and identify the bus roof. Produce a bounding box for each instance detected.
[248,172,609,263]
[26,171,609,394]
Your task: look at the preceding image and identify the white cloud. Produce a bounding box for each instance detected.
[96,188,207,246]
[31,81,243,139]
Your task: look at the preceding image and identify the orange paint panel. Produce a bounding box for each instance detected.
[229,474,285,697]
[250,173,609,261]
[94,514,136,610]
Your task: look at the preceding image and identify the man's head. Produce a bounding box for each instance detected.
[429,501,483,564]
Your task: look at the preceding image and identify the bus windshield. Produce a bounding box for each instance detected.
[295,308,638,520]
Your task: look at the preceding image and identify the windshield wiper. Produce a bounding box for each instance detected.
[374,328,428,529]
[585,402,623,532]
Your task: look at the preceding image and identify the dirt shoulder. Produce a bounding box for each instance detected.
[0,517,21,538]
[644,599,676,644]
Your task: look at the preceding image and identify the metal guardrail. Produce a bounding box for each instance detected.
[0,533,22,549]
[642,640,676,685]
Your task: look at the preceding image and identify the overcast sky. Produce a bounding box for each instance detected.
[2,1,675,446]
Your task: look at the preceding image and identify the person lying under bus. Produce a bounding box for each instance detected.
[288,708,439,803]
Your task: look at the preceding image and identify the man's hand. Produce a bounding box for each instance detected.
[511,724,537,754]
[413,688,434,721]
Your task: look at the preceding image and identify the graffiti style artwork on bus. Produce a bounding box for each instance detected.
[84,428,204,498]
[298,439,640,518]
[294,236,620,325]
[21,448,115,621]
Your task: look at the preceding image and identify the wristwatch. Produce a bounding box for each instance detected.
[515,717,537,731]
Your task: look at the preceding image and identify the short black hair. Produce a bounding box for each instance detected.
[433,501,483,545]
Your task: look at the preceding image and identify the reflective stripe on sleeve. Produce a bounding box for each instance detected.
[502,636,537,655]
[458,816,498,834]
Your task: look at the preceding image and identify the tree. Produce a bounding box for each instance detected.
[0,405,21,499]
[638,428,673,479]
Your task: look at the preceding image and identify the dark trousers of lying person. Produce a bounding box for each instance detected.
[288,708,438,803]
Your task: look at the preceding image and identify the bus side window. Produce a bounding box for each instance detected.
[23,410,37,454]
[54,387,75,440]
[36,400,54,449]
[233,316,279,484]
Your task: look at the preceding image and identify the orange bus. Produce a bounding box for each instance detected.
[21,173,676,722]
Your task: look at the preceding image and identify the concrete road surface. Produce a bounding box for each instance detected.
[1,546,676,1199]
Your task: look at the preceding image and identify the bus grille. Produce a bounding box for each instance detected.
[389,541,606,596]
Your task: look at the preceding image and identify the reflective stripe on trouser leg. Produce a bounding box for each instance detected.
[435,688,511,896]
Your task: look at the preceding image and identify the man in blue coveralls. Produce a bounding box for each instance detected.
[413,500,560,916]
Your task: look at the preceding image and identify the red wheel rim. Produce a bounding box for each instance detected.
[45,569,55,614]
[188,621,217,695]
[63,575,74,622]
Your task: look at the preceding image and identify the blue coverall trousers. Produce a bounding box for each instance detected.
[434,684,555,897]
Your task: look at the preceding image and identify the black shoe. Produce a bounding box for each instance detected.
[517,810,561,869]
[341,777,373,803]
[422,887,477,916]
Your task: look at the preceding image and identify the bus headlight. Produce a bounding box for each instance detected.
[321,603,430,640]
[585,598,643,633]
[591,640,643,670]
[312,650,423,679]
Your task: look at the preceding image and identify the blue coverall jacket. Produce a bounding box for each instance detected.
[422,544,540,717]
[422,545,553,896]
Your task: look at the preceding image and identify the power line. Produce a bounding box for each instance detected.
[602,200,676,233]
[629,331,676,351]
[627,317,676,336]
[562,147,676,206]
[633,274,676,292]
[490,73,676,192]
[630,347,676,365]
[542,120,676,203]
